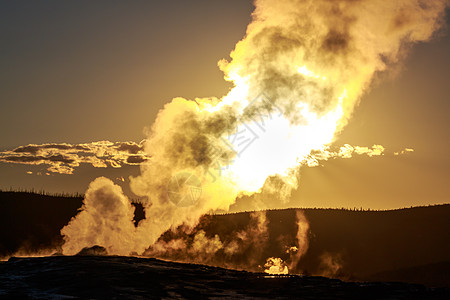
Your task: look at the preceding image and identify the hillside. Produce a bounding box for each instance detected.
[0,191,448,287]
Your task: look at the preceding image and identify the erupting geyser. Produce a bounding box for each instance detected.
[61,0,448,273]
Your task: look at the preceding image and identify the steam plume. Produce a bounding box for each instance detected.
[143,211,269,271]
[61,177,140,255]
[288,211,310,271]
[61,0,448,256]
[264,257,289,275]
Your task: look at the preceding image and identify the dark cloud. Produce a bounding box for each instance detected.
[1,155,44,163]
[126,155,148,165]
[46,154,76,164]
[3,154,74,164]
[0,141,150,174]
[115,142,144,154]
[13,145,41,154]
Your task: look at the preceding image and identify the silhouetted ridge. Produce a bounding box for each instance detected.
[0,191,448,287]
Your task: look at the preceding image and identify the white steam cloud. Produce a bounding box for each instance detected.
[61,0,448,259]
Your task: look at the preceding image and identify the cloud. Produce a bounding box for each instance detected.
[394,148,414,156]
[303,144,386,167]
[0,141,150,174]
[303,144,416,167]
[0,139,396,175]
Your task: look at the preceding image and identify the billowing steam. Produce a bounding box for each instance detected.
[61,0,448,260]
[288,211,309,271]
[264,257,289,275]
[61,177,141,255]
[144,211,270,271]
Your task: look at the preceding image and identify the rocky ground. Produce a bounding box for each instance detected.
[0,255,448,299]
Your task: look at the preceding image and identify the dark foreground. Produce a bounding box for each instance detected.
[0,256,448,299]
[2,191,449,287]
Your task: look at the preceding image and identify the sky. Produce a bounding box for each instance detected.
[0,1,449,210]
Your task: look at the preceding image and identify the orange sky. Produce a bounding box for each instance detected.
[0,1,448,210]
